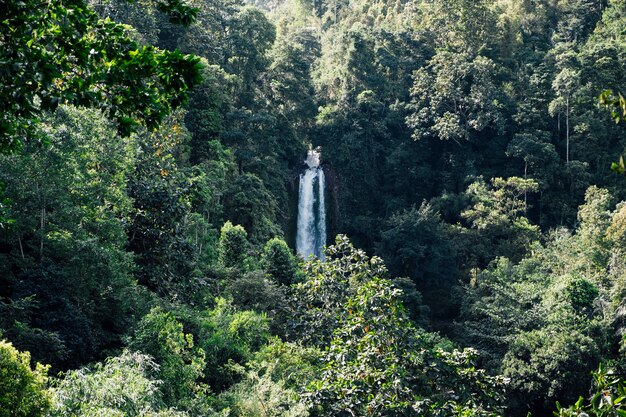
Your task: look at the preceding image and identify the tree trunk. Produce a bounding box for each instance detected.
[566,94,570,163]
[524,160,528,213]
[18,237,24,259]
[40,206,45,260]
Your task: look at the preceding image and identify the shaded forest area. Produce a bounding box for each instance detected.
[4,0,626,416]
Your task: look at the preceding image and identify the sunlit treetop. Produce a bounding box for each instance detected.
[0,0,203,153]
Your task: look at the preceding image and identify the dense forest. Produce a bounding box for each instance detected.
[4,0,626,415]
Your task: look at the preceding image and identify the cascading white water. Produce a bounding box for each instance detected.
[296,149,327,260]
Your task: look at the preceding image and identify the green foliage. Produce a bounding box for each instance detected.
[261,238,298,286]
[601,89,626,125]
[503,326,600,411]
[555,364,626,417]
[185,64,236,163]
[0,0,202,152]
[0,340,50,417]
[223,173,282,247]
[289,235,390,346]
[226,271,288,317]
[226,6,276,101]
[506,132,560,191]
[217,370,308,417]
[126,113,200,298]
[377,203,457,322]
[195,298,271,392]
[225,271,290,336]
[206,339,319,414]
[412,0,499,53]
[128,307,207,408]
[249,340,322,390]
[0,106,138,368]
[5,0,626,416]
[0,181,13,228]
[306,276,424,415]
[407,52,507,144]
[577,186,614,267]
[462,177,540,263]
[218,221,249,269]
[224,174,282,246]
[294,236,506,416]
[378,203,454,281]
[566,277,599,314]
[50,350,190,417]
[390,277,430,328]
[266,31,318,132]
[457,186,624,416]
[594,0,626,129]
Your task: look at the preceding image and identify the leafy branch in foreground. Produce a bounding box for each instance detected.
[292,236,507,416]
[556,364,626,417]
[0,0,202,153]
[599,90,626,175]
[0,340,50,417]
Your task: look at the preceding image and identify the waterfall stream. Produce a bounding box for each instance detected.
[296,149,326,260]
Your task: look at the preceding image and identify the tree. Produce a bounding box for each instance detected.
[462,177,540,263]
[459,253,605,416]
[555,364,626,417]
[577,186,613,267]
[50,350,192,417]
[582,0,626,174]
[128,307,207,409]
[218,221,249,269]
[457,188,618,416]
[412,0,498,54]
[0,340,50,417]
[1,0,202,152]
[554,0,604,44]
[261,237,298,286]
[218,370,308,417]
[506,132,560,190]
[222,173,282,246]
[502,326,600,413]
[407,51,507,145]
[293,236,506,416]
[225,6,276,105]
[288,235,389,346]
[377,203,459,322]
[549,46,581,164]
[195,298,271,392]
[126,113,199,298]
[0,106,138,368]
[185,64,236,164]
[265,31,318,133]
[215,340,320,417]
[226,271,288,315]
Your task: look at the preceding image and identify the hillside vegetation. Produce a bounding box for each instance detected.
[3,0,626,416]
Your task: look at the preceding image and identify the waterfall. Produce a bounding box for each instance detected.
[296,149,327,260]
